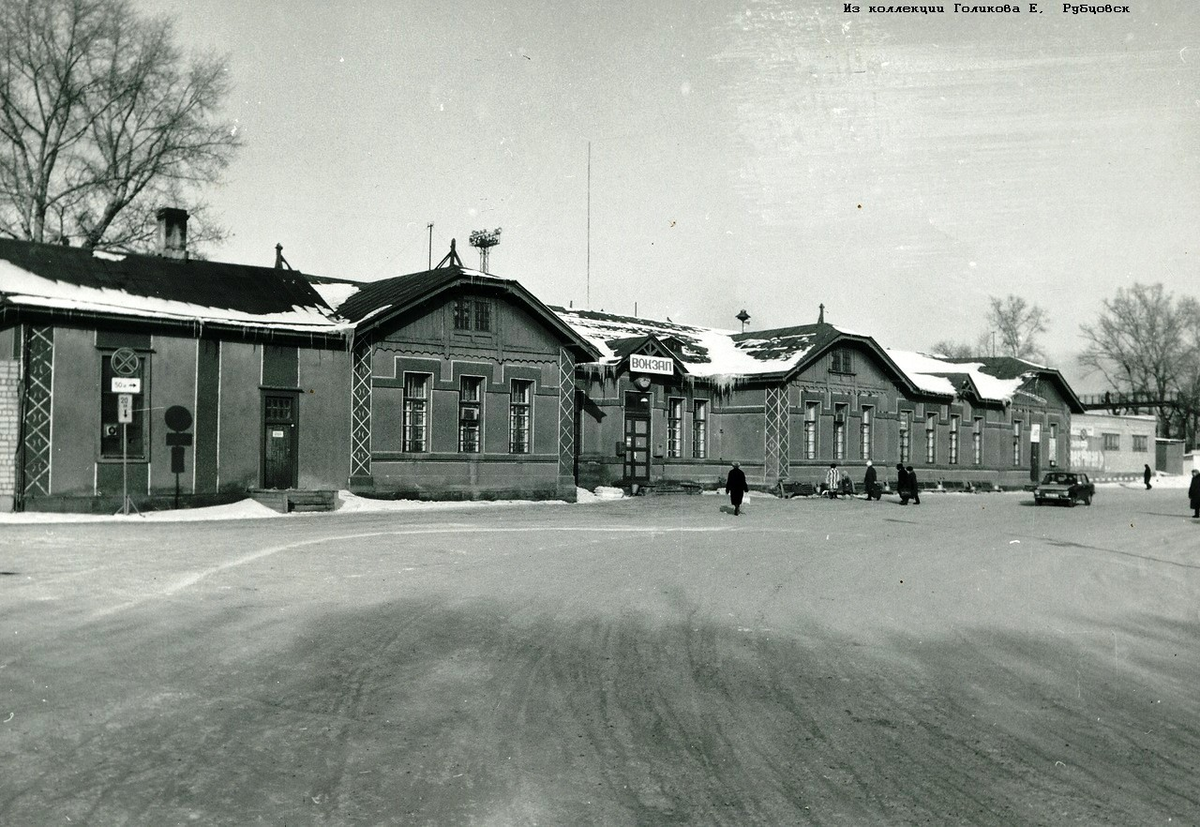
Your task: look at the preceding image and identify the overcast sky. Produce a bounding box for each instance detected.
[139,0,1197,390]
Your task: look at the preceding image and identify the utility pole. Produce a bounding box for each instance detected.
[587,140,591,308]
[427,223,434,270]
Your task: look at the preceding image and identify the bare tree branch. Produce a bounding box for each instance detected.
[0,0,239,250]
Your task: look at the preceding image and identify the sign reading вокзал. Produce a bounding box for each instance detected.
[629,354,673,376]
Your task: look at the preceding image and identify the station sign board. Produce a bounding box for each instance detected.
[629,354,673,376]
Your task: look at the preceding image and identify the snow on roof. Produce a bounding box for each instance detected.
[307,279,362,312]
[552,308,831,377]
[0,257,349,333]
[885,349,1028,402]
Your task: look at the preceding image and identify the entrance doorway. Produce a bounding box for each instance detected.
[623,392,651,483]
[1029,441,1041,483]
[262,393,298,489]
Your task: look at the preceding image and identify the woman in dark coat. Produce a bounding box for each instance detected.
[863,461,878,501]
[1189,469,1200,518]
[1144,464,1153,490]
[726,461,749,516]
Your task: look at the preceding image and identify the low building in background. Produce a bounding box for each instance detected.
[1070,412,1158,481]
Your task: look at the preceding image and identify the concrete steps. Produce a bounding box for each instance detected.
[248,489,338,513]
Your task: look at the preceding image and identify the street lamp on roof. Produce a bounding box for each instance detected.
[468,228,502,274]
[736,308,750,333]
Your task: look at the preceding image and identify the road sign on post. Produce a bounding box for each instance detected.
[117,393,133,424]
[165,405,194,509]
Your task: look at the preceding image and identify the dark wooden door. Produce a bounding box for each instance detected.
[623,392,651,482]
[1029,441,1041,483]
[263,395,297,489]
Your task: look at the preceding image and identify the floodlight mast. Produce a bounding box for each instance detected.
[468,228,502,274]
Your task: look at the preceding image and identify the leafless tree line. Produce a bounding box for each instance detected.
[931,287,1200,448]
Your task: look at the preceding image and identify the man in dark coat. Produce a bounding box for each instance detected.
[726,461,749,516]
[1144,464,1153,490]
[906,465,921,505]
[896,462,909,504]
[863,461,878,501]
[1189,469,1200,518]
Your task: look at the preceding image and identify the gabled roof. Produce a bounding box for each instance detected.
[328,264,601,359]
[552,306,1083,407]
[0,238,349,337]
[944,356,1085,413]
[552,308,932,392]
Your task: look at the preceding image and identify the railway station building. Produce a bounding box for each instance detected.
[0,220,1086,511]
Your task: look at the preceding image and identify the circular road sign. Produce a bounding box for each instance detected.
[164,405,193,432]
[111,347,140,377]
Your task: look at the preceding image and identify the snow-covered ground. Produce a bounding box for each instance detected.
[0,486,631,524]
[1,474,1193,523]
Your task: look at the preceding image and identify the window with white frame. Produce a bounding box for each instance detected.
[1012,420,1022,466]
[899,411,911,464]
[834,404,847,460]
[693,400,708,458]
[667,397,684,458]
[948,415,959,465]
[973,417,983,465]
[804,402,819,459]
[403,373,430,452]
[458,376,482,453]
[860,406,873,460]
[925,413,937,463]
[509,379,533,453]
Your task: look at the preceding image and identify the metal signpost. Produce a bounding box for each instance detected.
[164,406,194,509]
[111,348,141,516]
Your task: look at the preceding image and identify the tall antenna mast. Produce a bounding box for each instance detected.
[587,140,591,308]
[427,223,433,269]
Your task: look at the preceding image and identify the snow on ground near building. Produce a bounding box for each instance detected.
[0,488,627,524]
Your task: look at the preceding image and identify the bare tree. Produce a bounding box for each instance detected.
[929,340,975,359]
[984,295,1048,362]
[1078,283,1200,444]
[0,0,239,250]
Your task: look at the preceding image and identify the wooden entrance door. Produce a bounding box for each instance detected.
[263,394,297,489]
[623,392,651,482]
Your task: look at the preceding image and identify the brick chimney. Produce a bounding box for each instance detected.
[156,208,189,261]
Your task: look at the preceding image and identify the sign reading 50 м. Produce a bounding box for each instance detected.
[630,354,673,376]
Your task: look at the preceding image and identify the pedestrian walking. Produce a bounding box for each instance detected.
[726,461,749,516]
[863,461,879,501]
[896,462,910,505]
[906,465,921,505]
[1189,469,1200,519]
[825,463,842,499]
[1143,464,1153,490]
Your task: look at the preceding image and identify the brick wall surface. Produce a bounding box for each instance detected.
[0,360,20,501]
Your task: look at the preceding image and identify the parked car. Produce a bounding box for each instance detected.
[1033,472,1094,507]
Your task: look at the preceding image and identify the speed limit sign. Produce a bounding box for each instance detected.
[117,393,133,424]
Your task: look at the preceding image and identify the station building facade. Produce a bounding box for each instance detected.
[552,308,1085,492]
[0,223,1086,511]
[0,212,353,513]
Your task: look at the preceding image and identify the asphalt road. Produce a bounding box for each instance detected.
[2,488,1198,825]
